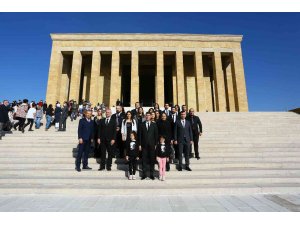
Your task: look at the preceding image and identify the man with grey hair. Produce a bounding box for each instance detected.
[0,100,9,140]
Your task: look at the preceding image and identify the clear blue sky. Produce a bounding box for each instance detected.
[0,13,299,111]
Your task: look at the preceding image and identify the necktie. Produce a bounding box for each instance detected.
[173,114,175,122]
[106,118,109,125]
[182,120,185,127]
[147,122,149,130]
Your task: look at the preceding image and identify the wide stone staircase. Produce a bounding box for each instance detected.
[0,112,299,195]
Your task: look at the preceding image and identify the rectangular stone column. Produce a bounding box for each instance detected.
[213,52,227,112]
[172,63,177,105]
[130,50,139,107]
[68,51,82,103]
[232,50,249,112]
[89,51,101,105]
[109,51,120,107]
[225,57,236,111]
[156,50,164,106]
[194,51,206,112]
[45,49,63,105]
[176,50,185,105]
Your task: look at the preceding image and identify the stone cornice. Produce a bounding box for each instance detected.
[50,33,243,42]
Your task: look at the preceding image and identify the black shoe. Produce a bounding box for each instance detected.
[141,176,146,180]
[166,168,170,172]
[150,176,155,180]
[75,167,81,172]
[107,168,111,171]
[197,157,200,160]
[22,129,25,133]
[178,166,182,171]
[28,129,33,131]
[98,167,105,171]
[83,166,92,170]
[186,166,192,171]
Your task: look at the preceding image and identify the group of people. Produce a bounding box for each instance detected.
[77,102,203,181]
[0,99,94,135]
[0,99,203,181]
[0,99,47,137]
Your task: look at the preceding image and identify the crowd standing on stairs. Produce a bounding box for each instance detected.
[0,99,203,181]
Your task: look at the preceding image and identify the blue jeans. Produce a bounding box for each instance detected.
[35,117,41,129]
[46,115,52,129]
[71,112,77,121]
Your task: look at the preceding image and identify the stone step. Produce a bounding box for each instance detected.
[3,168,300,177]
[3,136,300,141]
[2,147,299,153]
[1,143,300,148]
[1,156,300,163]
[1,176,300,185]
[0,183,300,195]
[0,162,299,169]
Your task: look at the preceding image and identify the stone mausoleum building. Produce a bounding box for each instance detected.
[46,33,248,112]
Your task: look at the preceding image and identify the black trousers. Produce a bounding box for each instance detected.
[100,140,114,169]
[128,156,137,175]
[93,138,101,158]
[178,140,190,167]
[174,143,179,159]
[59,117,67,131]
[24,118,34,130]
[192,132,200,158]
[116,130,124,158]
[142,145,156,177]
[76,140,91,169]
[14,117,26,131]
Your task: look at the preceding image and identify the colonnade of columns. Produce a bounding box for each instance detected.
[46,48,248,112]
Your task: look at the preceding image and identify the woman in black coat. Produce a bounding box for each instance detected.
[156,112,173,171]
[156,112,173,145]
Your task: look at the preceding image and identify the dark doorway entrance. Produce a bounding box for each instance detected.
[164,65,173,105]
[139,65,155,106]
[121,65,131,106]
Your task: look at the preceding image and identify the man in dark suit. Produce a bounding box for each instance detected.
[131,102,140,117]
[59,101,68,131]
[76,110,94,172]
[97,108,117,171]
[174,111,193,171]
[138,112,158,180]
[187,108,203,160]
[111,105,125,158]
[169,106,179,160]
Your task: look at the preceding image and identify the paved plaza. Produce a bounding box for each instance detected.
[1,194,300,211]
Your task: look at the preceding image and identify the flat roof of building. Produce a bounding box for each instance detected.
[50,33,243,42]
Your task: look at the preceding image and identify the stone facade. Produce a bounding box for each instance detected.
[45,33,248,111]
